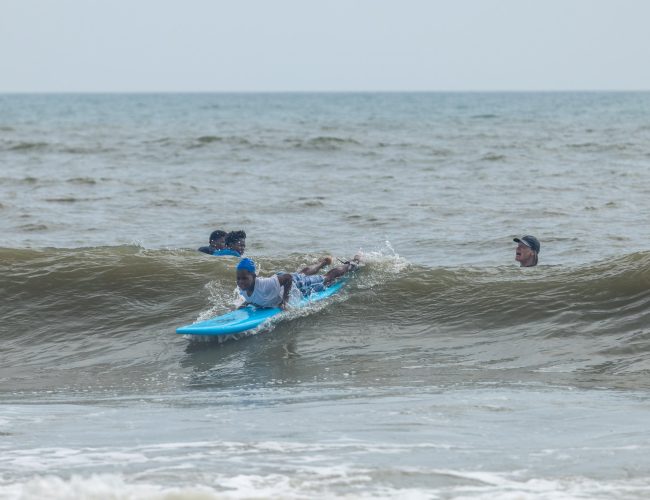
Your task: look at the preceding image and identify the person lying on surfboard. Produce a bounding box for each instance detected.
[236,255,361,310]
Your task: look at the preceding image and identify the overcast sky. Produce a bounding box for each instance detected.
[2,0,649,92]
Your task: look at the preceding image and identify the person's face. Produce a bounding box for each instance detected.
[236,269,255,291]
[515,243,534,264]
[230,239,246,255]
[210,236,225,250]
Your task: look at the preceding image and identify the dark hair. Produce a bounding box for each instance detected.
[225,230,246,247]
[209,230,227,243]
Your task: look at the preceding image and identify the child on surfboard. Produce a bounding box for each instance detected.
[236,255,361,310]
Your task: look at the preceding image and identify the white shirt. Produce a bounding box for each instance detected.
[239,275,283,308]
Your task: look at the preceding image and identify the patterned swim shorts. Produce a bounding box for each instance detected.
[290,272,325,296]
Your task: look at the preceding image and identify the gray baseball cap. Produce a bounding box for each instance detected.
[513,235,540,253]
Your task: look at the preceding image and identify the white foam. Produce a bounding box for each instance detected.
[196,283,242,322]
[350,242,411,291]
[2,468,650,500]
[0,474,218,500]
[434,472,650,500]
[361,241,411,272]
[1,447,149,473]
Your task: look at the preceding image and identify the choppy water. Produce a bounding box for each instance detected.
[2,93,650,499]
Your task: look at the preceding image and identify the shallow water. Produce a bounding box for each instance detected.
[2,92,650,498]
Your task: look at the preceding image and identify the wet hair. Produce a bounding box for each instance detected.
[209,230,227,243]
[225,230,246,247]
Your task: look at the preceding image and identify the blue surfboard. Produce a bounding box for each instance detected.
[176,279,347,336]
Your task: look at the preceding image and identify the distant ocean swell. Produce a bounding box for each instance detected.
[2,135,408,155]
[3,129,648,156]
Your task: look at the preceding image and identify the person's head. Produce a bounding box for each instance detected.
[236,258,256,291]
[209,230,227,250]
[514,235,540,267]
[226,230,246,255]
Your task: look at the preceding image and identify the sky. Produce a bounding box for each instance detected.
[1,0,650,92]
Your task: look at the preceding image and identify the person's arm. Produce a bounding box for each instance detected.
[277,273,293,310]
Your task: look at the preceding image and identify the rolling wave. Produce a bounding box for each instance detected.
[3,246,650,334]
[2,246,649,391]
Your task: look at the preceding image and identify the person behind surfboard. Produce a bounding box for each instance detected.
[199,231,246,257]
[198,229,227,255]
[219,230,246,257]
[513,235,540,267]
[235,255,360,310]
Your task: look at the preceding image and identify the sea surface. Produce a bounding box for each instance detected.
[1,92,650,499]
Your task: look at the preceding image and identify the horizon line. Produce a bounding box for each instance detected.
[2,88,650,95]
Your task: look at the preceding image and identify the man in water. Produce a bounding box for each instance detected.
[514,235,540,267]
[236,255,360,310]
[198,229,227,255]
[221,230,246,257]
[199,230,247,257]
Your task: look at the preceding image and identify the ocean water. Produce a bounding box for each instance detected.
[1,92,650,499]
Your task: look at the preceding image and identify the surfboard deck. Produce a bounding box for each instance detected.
[176,279,347,336]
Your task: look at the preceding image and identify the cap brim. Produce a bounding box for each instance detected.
[513,237,532,249]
